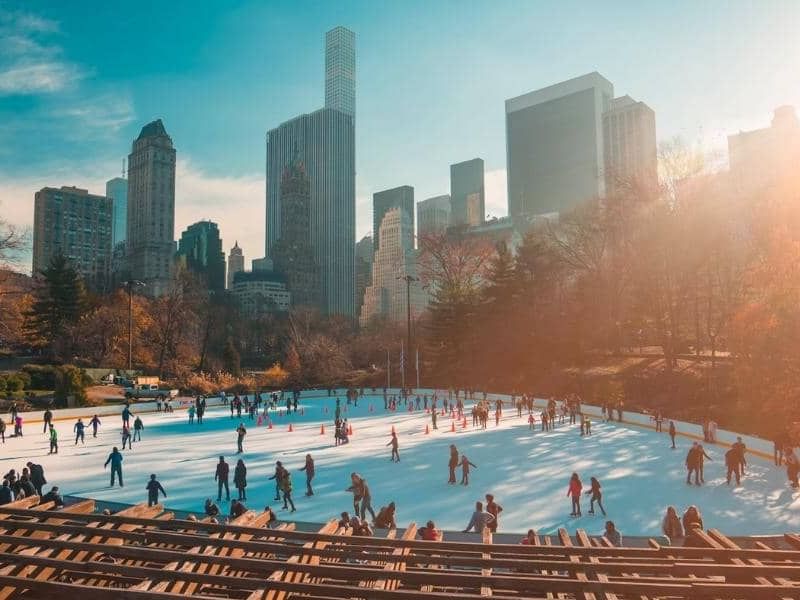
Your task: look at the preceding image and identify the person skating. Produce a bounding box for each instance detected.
[269,461,287,501]
[42,409,53,434]
[13,415,22,437]
[236,422,247,454]
[41,485,64,507]
[234,459,247,500]
[586,477,606,516]
[73,418,86,445]
[462,501,495,534]
[188,404,196,424]
[215,456,230,501]
[89,414,101,437]
[299,454,315,496]
[785,446,799,488]
[0,418,5,443]
[44,423,57,454]
[567,472,582,517]
[205,498,220,517]
[697,444,712,483]
[121,424,133,450]
[104,447,124,487]
[485,494,503,532]
[387,431,400,462]
[460,454,477,485]
[146,474,167,507]
[448,445,459,484]
[280,470,296,512]
[685,443,702,486]
[374,501,397,529]
[725,447,744,486]
[669,421,676,449]
[122,405,131,428]
[431,408,438,430]
[732,437,747,476]
[133,416,144,442]
[26,462,46,496]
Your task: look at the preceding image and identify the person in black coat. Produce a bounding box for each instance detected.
[0,481,14,505]
[26,462,46,496]
[41,486,64,507]
[146,474,167,507]
[448,445,459,484]
[234,459,247,500]
[215,456,230,502]
[299,454,315,496]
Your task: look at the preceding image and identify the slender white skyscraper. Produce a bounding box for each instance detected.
[325,26,355,117]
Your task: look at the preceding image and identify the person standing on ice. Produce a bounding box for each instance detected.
[269,461,287,501]
[731,437,747,477]
[89,415,101,438]
[74,418,86,445]
[299,454,315,496]
[133,416,144,442]
[121,424,133,450]
[462,501,494,534]
[188,404,196,424]
[697,444,712,483]
[42,408,53,434]
[566,472,583,517]
[448,445,459,484]
[121,405,131,428]
[215,456,230,501]
[431,407,438,430]
[280,470,296,512]
[387,431,400,462]
[146,474,167,507]
[669,421,677,449]
[104,447,124,487]
[48,424,58,454]
[234,459,247,500]
[235,423,247,454]
[459,454,477,485]
[685,443,703,486]
[335,398,342,421]
[586,477,606,516]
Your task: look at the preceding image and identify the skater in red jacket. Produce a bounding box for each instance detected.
[566,472,583,517]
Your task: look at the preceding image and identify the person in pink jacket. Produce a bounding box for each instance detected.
[567,472,583,517]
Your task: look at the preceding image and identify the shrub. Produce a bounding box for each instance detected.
[53,365,90,407]
[22,365,57,390]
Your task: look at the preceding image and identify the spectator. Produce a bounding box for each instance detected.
[662,506,684,543]
[0,480,14,505]
[41,486,64,508]
[462,501,495,534]
[520,529,538,545]
[603,521,621,547]
[418,520,442,541]
[682,505,704,532]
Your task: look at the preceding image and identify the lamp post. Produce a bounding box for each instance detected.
[397,275,418,394]
[122,280,145,372]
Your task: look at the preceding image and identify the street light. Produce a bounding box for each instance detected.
[122,280,145,372]
[397,274,418,394]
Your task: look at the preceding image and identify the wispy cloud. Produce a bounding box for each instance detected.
[0,9,83,95]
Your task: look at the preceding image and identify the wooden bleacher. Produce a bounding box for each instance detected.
[0,498,797,598]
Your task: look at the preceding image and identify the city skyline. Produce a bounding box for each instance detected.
[1,1,799,271]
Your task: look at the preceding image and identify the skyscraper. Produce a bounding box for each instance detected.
[176,221,225,292]
[417,195,451,238]
[265,27,356,317]
[450,159,485,226]
[105,177,127,246]
[271,155,320,309]
[325,26,355,117]
[127,119,176,297]
[32,186,112,291]
[227,241,244,290]
[372,185,414,251]
[505,72,613,217]
[603,95,658,195]
[360,207,425,327]
[355,234,373,318]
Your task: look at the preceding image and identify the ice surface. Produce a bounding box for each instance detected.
[1,393,794,537]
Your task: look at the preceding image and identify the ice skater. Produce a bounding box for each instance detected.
[215,456,230,501]
[43,409,52,433]
[48,424,58,454]
[133,416,144,442]
[90,414,101,437]
[236,423,247,454]
[188,404,196,424]
[387,431,400,462]
[74,418,85,445]
[460,454,477,485]
[299,454,315,496]
[448,445,459,484]
[669,421,676,449]
[104,447,124,487]
[121,424,133,450]
[122,405,132,428]
[567,472,582,517]
[269,461,287,501]
[586,476,606,516]
[280,470,295,512]
[146,474,167,507]
[234,459,247,500]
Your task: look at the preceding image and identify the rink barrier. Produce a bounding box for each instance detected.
[2,387,776,462]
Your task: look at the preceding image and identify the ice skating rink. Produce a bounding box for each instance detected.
[2,393,795,537]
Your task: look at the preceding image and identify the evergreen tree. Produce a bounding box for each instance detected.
[25,254,87,356]
[222,337,242,377]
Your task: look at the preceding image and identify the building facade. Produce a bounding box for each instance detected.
[32,186,113,291]
[176,221,226,292]
[231,270,291,317]
[126,119,176,298]
[450,159,485,226]
[603,95,658,195]
[270,156,321,309]
[227,241,244,290]
[105,177,127,246]
[325,26,355,118]
[360,207,426,327]
[417,194,451,239]
[506,72,613,218]
[355,234,373,319]
[373,185,414,251]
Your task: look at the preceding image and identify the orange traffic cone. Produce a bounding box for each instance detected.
[450,422,455,433]
[425,424,430,435]
[320,424,325,435]
[288,423,293,432]
[348,423,353,435]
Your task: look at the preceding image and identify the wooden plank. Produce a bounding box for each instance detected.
[374,524,417,592]
[562,528,595,600]
[481,527,492,597]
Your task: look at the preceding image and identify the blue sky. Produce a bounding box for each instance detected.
[1,0,798,269]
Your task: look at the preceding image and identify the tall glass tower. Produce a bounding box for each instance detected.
[325,26,355,117]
